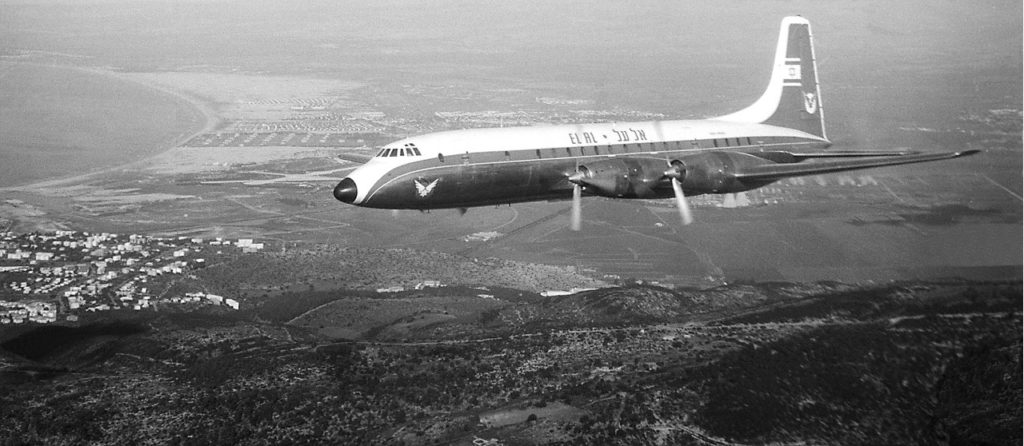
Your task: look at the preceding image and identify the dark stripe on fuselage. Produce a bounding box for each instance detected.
[360,135,827,209]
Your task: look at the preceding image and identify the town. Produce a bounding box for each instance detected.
[0,231,262,324]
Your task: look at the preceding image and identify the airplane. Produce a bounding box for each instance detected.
[333,16,978,230]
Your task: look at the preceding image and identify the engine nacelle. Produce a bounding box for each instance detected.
[572,151,779,198]
[670,151,778,194]
[573,158,668,198]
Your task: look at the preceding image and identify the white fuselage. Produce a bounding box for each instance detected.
[339,119,828,208]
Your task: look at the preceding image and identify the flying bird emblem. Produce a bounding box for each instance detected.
[414,178,440,198]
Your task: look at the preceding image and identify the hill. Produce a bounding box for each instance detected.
[0,279,1018,445]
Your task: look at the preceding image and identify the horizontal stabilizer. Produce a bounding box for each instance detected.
[734,149,980,182]
[336,152,373,164]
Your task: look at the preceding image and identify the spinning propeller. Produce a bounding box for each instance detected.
[663,161,694,226]
[568,167,584,232]
[567,159,693,231]
[570,177,583,231]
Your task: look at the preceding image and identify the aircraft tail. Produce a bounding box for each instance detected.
[716,16,827,140]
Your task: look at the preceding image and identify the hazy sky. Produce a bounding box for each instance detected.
[2,0,1019,76]
[1,1,1020,137]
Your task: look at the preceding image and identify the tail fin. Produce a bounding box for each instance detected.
[716,16,827,140]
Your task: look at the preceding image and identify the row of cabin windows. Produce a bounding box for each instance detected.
[376,146,422,157]
[712,137,754,148]
[385,137,769,162]
[434,137,763,163]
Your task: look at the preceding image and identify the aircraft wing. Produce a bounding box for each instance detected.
[733,149,980,182]
[790,150,917,158]
[753,150,923,163]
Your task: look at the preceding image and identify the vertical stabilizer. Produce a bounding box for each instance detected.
[716,16,827,140]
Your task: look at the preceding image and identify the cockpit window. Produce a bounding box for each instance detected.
[375,143,423,158]
[403,143,421,156]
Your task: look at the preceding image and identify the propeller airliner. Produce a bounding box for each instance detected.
[333,16,978,229]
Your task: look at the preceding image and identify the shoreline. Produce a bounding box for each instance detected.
[0,62,218,192]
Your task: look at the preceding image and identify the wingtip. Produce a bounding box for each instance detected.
[955,149,982,157]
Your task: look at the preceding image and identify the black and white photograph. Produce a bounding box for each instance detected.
[0,0,1020,444]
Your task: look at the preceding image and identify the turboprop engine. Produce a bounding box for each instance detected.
[568,158,667,199]
[566,151,781,230]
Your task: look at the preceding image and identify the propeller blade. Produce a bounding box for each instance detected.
[570,183,582,231]
[671,178,694,225]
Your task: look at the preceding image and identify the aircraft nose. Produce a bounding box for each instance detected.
[333,178,358,203]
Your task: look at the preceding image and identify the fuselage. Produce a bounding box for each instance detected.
[334,119,830,209]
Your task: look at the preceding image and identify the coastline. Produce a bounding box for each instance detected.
[0,62,217,191]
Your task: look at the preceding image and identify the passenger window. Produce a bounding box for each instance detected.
[535,149,542,158]
[438,153,445,163]
[504,151,512,161]
[713,139,719,148]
